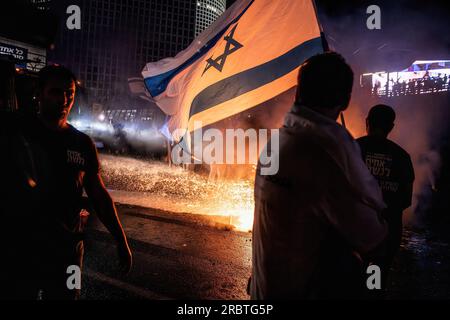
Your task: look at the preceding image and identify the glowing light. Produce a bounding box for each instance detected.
[91,121,113,133]
[100,155,255,231]
[98,113,105,121]
[72,120,82,128]
[69,119,113,134]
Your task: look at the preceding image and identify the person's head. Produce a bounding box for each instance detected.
[366,104,396,138]
[295,52,354,119]
[37,65,77,128]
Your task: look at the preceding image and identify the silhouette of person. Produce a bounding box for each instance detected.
[357,104,415,292]
[250,52,387,299]
[0,60,17,112]
[0,60,34,299]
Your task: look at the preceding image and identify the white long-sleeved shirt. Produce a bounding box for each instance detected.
[251,104,387,299]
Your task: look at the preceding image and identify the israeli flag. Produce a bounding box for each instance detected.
[142,0,324,142]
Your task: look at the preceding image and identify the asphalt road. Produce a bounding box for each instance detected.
[81,204,252,300]
[81,203,450,300]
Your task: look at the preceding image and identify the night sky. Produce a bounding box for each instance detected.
[228,0,449,73]
[315,0,450,73]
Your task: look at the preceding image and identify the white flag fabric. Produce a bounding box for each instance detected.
[128,77,153,102]
[142,0,324,142]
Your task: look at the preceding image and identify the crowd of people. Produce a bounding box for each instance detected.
[372,72,449,97]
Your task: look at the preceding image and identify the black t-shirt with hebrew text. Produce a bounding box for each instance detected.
[357,136,414,216]
[18,115,100,237]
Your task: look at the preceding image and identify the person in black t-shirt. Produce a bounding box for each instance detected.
[357,104,415,291]
[1,65,132,300]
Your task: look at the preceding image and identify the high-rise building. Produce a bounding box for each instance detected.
[29,0,51,11]
[195,0,226,36]
[46,0,226,109]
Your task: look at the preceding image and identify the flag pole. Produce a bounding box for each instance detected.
[340,112,347,128]
[312,0,346,128]
[312,0,329,51]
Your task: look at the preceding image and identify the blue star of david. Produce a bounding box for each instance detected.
[202,24,243,76]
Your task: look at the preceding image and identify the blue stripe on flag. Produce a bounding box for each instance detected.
[188,36,323,118]
[144,0,255,97]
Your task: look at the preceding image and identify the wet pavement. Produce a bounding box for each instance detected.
[79,154,450,300]
[388,224,450,299]
[82,204,252,300]
[81,202,450,300]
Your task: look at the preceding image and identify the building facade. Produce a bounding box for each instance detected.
[29,0,51,11]
[0,36,46,72]
[195,0,226,36]
[47,0,226,109]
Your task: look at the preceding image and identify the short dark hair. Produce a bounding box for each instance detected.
[367,104,396,132]
[37,65,77,91]
[295,52,353,109]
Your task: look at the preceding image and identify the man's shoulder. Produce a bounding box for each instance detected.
[279,128,327,157]
[277,128,339,175]
[356,136,409,155]
[67,124,95,145]
[386,139,411,160]
[356,135,369,143]
[355,136,372,148]
[66,125,100,171]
